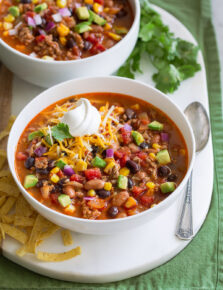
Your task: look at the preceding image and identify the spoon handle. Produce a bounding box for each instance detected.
[176,173,193,240]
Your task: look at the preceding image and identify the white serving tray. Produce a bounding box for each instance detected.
[2,5,213,283]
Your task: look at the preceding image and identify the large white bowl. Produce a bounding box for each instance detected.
[0,0,140,88]
[7,76,195,235]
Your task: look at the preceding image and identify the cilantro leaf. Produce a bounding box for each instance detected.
[28,130,44,141]
[51,123,72,141]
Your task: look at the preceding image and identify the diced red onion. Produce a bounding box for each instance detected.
[161,133,169,142]
[34,146,47,157]
[123,123,132,132]
[9,29,17,36]
[38,29,46,35]
[52,13,62,22]
[34,14,42,25]
[84,196,95,201]
[59,8,71,17]
[27,17,36,27]
[45,21,55,31]
[63,165,75,176]
[106,148,114,158]
[14,21,22,30]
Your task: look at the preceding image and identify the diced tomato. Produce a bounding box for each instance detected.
[26,11,35,18]
[87,34,98,45]
[85,168,102,180]
[50,193,59,205]
[120,154,129,168]
[57,170,64,178]
[120,127,132,145]
[70,174,84,183]
[140,160,147,168]
[132,186,145,197]
[88,198,106,210]
[36,35,45,42]
[141,119,149,125]
[95,43,106,52]
[94,0,104,4]
[140,195,155,207]
[16,152,27,161]
[137,152,147,160]
[114,150,124,160]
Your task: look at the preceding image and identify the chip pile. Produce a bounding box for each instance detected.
[0,117,81,262]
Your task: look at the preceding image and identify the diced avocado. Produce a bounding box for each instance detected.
[58,194,71,208]
[8,6,20,17]
[75,22,92,33]
[132,131,144,146]
[45,134,53,146]
[55,159,67,169]
[34,3,47,13]
[160,182,175,193]
[148,121,163,131]
[24,175,38,189]
[28,130,44,141]
[76,7,90,20]
[114,26,128,34]
[156,149,171,165]
[89,10,106,26]
[117,175,128,189]
[92,156,106,168]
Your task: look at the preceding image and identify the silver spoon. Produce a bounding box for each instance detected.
[176,102,210,240]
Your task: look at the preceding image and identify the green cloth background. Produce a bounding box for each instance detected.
[0,0,222,288]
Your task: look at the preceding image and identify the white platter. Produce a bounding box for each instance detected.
[2,5,213,283]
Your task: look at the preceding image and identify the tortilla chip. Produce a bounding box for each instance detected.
[0,197,16,215]
[39,224,60,240]
[15,196,33,217]
[61,229,73,246]
[0,223,5,239]
[14,216,35,227]
[1,214,15,224]
[0,195,6,207]
[0,150,7,157]
[36,246,81,262]
[16,245,27,257]
[1,223,28,244]
[0,169,11,177]
[0,156,6,171]
[0,116,16,141]
[0,182,20,197]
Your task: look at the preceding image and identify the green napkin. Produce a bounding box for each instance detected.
[0,0,222,289]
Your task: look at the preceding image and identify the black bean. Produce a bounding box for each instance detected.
[24,157,35,169]
[167,174,177,181]
[140,142,151,149]
[66,37,76,49]
[157,166,171,178]
[101,150,106,158]
[131,119,140,130]
[36,180,43,188]
[69,98,76,102]
[20,0,31,3]
[128,177,134,189]
[86,4,93,10]
[58,178,68,187]
[125,108,135,120]
[83,40,92,51]
[97,189,110,199]
[107,206,119,218]
[92,145,99,156]
[116,8,127,18]
[51,184,62,193]
[36,168,49,175]
[126,160,140,174]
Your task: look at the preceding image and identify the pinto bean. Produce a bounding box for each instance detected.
[63,185,75,198]
[65,181,83,189]
[84,179,105,190]
[40,185,51,199]
[112,191,129,206]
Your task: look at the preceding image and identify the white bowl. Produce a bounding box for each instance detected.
[7,76,195,235]
[0,0,140,88]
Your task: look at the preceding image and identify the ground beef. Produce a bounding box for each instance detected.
[34,35,62,58]
[63,16,76,28]
[35,157,48,169]
[70,32,84,49]
[82,202,101,219]
[18,26,34,45]
[110,163,120,178]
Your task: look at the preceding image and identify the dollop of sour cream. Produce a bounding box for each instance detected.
[61,98,101,137]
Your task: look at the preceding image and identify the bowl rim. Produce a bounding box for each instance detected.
[0,0,140,65]
[7,76,196,225]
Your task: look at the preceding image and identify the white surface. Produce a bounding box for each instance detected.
[0,0,139,88]
[3,6,213,283]
[7,77,195,235]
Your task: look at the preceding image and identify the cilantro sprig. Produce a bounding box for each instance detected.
[51,123,72,141]
[117,0,201,93]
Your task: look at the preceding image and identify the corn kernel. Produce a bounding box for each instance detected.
[131,104,140,110]
[51,174,60,183]
[104,23,112,30]
[84,0,93,4]
[99,106,106,112]
[119,167,130,176]
[103,7,110,13]
[3,31,9,36]
[151,203,157,208]
[3,22,13,30]
[179,149,186,156]
[87,189,96,197]
[146,182,155,189]
[75,160,87,172]
[104,182,112,191]
[108,32,122,41]
[50,167,60,174]
[56,0,67,8]
[57,23,70,36]
[152,143,161,150]
[64,204,76,215]
[0,22,3,29]
[32,0,39,3]
[104,161,116,173]
[4,14,15,23]
[59,36,67,46]
[149,153,156,160]
[93,3,103,13]
[125,197,137,209]
[42,55,54,61]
